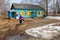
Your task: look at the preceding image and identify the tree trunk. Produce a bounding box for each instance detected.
[45,0,48,16]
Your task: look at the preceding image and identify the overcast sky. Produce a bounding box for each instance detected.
[10,0,22,3]
[9,0,22,5]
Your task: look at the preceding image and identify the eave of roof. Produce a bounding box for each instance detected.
[14,8,42,10]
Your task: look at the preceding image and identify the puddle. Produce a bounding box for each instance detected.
[4,34,28,40]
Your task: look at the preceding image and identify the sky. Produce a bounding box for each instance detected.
[9,0,22,6]
[10,0,22,3]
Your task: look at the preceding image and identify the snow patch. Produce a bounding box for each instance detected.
[45,16,60,20]
[25,22,60,40]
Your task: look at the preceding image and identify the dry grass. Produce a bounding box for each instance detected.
[25,18,60,29]
[0,17,60,40]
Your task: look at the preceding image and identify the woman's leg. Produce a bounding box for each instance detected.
[20,20,22,24]
[19,20,20,24]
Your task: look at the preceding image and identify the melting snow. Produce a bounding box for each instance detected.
[25,22,60,40]
[45,16,60,20]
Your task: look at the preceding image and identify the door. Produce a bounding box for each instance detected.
[12,12,16,18]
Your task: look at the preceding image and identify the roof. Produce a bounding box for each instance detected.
[11,3,44,10]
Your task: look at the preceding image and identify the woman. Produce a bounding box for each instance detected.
[19,15,24,25]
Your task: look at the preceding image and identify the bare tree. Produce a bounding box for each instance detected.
[53,0,59,16]
[0,0,10,13]
[0,0,10,18]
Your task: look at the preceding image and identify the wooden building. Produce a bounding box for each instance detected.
[8,3,46,19]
